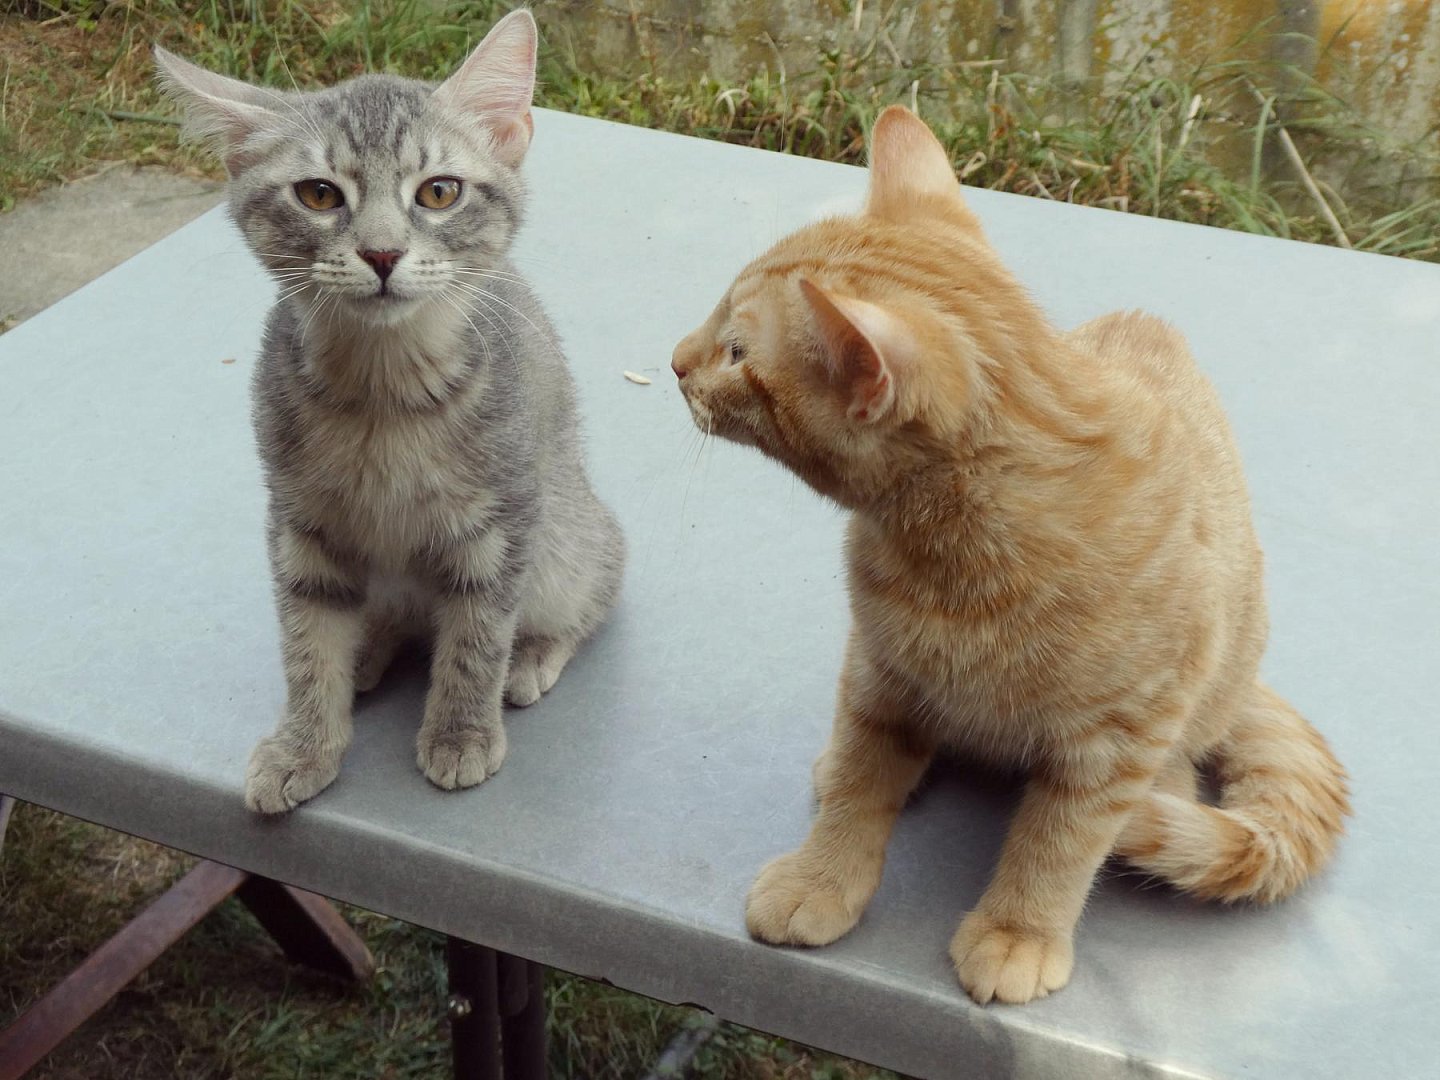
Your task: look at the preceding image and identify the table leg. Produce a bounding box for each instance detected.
[0,860,247,1080]
[235,875,375,982]
[0,857,373,1080]
[446,941,549,1080]
[447,938,501,1080]
[498,953,547,1080]
[0,795,16,855]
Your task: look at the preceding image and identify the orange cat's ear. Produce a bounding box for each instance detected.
[798,279,915,424]
[866,106,980,231]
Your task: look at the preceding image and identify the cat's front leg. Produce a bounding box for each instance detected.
[415,532,522,789]
[950,732,1173,1005]
[746,647,935,946]
[246,524,367,814]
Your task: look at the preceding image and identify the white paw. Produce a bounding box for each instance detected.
[245,736,341,814]
[745,850,875,947]
[504,638,576,707]
[503,657,548,707]
[950,911,1074,1005]
[417,725,507,789]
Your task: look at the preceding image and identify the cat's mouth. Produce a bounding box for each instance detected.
[342,286,417,308]
[318,285,426,326]
[679,393,755,447]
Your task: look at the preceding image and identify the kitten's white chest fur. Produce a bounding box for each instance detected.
[291,314,485,558]
[304,407,493,567]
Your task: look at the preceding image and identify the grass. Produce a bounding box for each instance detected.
[1,1,1437,255]
[1,804,897,1078]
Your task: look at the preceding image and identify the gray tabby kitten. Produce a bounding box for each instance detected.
[155,11,624,814]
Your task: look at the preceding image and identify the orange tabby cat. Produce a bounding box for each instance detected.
[671,106,1350,1005]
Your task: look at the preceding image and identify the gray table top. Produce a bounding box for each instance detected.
[2,109,1438,1080]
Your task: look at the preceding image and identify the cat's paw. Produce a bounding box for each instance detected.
[949,911,1074,1005]
[745,851,873,947]
[245,736,341,814]
[504,637,577,707]
[417,725,507,789]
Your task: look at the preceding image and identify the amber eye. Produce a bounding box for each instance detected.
[294,179,344,211]
[416,177,462,209]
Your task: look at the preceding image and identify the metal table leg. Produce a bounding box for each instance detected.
[445,940,548,1080]
[446,938,501,1080]
[498,953,547,1080]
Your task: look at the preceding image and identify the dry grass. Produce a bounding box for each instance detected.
[2,1,1436,254]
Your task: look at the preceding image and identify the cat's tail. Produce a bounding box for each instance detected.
[1116,682,1350,903]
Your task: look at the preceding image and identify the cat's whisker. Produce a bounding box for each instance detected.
[451,266,531,283]
[446,282,525,339]
[297,291,336,345]
[675,420,716,531]
[449,272,536,294]
[276,281,314,305]
[438,285,499,378]
[437,288,485,350]
[251,80,329,149]
[447,281,551,343]
[451,286,532,411]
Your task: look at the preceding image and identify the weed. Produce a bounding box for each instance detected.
[0,1,1435,257]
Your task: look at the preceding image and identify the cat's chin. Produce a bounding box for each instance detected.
[342,292,427,328]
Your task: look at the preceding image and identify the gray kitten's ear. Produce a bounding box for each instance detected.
[433,10,538,166]
[153,46,279,175]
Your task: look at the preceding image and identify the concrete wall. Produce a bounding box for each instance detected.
[529,1,1440,156]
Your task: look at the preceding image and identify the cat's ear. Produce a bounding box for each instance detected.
[798,279,916,424]
[153,46,279,175]
[866,106,982,232]
[434,10,538,166]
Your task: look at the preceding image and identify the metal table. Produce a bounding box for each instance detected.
[2,109,1437,1079]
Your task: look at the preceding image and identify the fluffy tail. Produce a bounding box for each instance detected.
[1117,683,1351,903]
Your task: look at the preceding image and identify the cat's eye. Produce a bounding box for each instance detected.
[416,177,462,210]
[294,179,344,211]
[728,341,746,365]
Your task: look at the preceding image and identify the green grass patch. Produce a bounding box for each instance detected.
[1,0,1436,256]
[1,805,897,1077]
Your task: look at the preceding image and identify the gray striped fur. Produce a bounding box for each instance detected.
[156,13,624,813]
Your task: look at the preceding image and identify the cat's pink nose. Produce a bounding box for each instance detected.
[358,249,404,281]
[671,350,692,380]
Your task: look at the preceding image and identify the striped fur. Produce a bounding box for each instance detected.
[158,13,624,813]
[672,106,1348,1004]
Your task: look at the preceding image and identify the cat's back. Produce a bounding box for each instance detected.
[1067,310,1203,399]
[1067,310,1217,407]
[1066,310,1241,487]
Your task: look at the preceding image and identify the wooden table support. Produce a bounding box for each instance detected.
[446,938,548,1080]
[0,796,14,854]
[0,848,373,1080]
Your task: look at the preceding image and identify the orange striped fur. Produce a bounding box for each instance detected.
[672,106,1350,1005]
